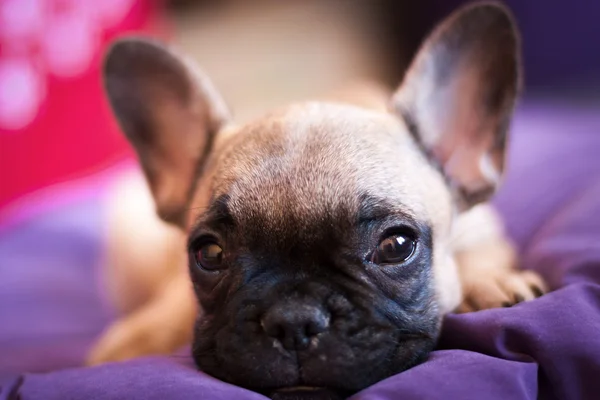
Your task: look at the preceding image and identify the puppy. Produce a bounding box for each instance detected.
[88,2,546,397]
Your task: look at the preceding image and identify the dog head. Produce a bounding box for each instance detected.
[103,2,521,396]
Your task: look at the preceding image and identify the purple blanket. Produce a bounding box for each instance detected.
[1,100,600,399]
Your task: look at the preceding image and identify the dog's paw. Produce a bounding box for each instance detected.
[457,269,547,313]
[86,313,185,366]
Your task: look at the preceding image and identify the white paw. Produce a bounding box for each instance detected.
[457,269,547,313]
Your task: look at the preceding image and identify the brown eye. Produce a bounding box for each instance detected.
[371,234,415,265]
[194,243,224,271]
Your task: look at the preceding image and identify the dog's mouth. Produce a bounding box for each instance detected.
[269,386,348,400]
[195,324,437,398]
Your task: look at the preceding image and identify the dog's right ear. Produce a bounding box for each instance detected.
[104,38,230,226]
[392,2,521,210]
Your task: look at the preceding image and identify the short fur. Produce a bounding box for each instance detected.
[88,2,546,397]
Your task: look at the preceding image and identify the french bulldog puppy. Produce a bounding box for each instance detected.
[88,2,546,397]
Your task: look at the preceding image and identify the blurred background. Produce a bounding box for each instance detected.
[0,0,599,376]
[1,0,599,213]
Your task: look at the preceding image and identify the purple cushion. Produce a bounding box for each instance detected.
[1,100,600,399]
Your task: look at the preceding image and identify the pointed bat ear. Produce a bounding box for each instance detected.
[392,2,522,209]
[104,38,231,226]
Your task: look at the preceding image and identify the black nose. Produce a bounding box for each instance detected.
[261,301,330,351]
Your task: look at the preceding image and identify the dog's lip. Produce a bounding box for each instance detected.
[273,386,325,392]
[269,386,346,400]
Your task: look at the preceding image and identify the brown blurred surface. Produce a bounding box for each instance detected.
[167,0,405,122]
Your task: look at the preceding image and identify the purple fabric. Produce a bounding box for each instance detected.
[1,100,600,399]
[0,188,115,378]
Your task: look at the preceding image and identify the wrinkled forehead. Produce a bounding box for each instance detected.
[196,102,451,231]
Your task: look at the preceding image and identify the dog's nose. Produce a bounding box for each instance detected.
[261,301,329,351]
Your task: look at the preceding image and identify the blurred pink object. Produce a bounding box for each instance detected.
[0,0,168,216]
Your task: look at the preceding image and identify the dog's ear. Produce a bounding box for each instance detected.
[392,2,521,209]
[104,38,230,226]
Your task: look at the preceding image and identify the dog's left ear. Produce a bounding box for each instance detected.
[104,38,230,226]
[392,2,522,209]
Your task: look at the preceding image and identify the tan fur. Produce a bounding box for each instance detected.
[452,205,547,312]
[88,170,195,364]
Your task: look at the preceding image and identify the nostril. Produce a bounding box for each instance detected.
[306,314,329,336]
[304,324,312,340]
[261,318,284,340]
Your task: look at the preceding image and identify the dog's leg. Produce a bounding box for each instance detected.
[87,170,196,364]
[101,169,187,314]
[452,204,547,313]
[87,267,196,365]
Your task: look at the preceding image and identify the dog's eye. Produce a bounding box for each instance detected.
[194,243,224,271]
[371,234,415,265]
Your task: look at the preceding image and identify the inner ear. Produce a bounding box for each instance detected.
[392,2,522,209]
[104,38,230,226]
